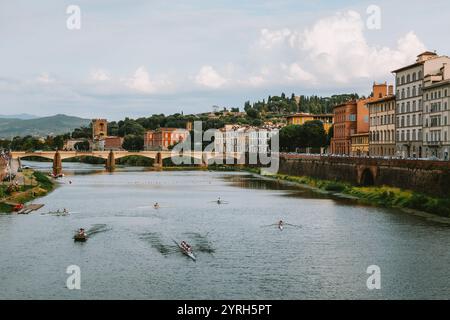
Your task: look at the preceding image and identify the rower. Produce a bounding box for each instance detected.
[154,202,160,209]
[278,220,284,228]
[78,228,85,236]
[217,197,221,204]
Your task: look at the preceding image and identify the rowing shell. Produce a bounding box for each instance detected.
[173,240,196,261]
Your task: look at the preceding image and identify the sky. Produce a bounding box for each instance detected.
[1,0,449,120]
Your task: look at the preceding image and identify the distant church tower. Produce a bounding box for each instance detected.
[92,119,107,140]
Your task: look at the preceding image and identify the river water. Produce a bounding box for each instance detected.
[0,161,449,299]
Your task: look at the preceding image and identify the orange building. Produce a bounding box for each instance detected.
[286,113,334,133]
[330,100,358,155]
[104,136,124,151]
[144,128,189,150]
[350,83,393,156]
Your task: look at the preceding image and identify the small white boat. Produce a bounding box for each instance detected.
[174,240,196,261]
[278,224,284,231]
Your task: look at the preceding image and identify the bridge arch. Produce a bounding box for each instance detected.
[357,166,377,186]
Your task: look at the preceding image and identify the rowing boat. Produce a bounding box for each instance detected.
[173,240,196,261]
[74,233,87,242]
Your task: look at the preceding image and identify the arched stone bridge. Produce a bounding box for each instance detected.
[10,150,245,175]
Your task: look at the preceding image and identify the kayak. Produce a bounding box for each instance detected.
[74,234,87,242]
[173,240,196,261]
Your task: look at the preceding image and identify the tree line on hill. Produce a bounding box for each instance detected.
[0,92,358,153]
[243,92,359,116]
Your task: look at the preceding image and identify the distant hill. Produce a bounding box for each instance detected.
[0,114,91,138]
[0,113,38,120]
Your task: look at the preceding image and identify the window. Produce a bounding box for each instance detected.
[407,74,411,83]
[412,73,416,81]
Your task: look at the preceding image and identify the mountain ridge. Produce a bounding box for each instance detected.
[0,114,91,138]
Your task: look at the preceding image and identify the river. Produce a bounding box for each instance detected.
[0,161,449,299]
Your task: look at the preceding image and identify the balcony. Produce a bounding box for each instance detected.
[426,141,442,147]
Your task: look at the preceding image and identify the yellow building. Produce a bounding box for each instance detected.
[286,113,334,132]
[350,133,370,156]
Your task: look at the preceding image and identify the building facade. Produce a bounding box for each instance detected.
[63,139,89,151]
[330,100,357,155]
[351,83,393,156]
[214,125,278,154]
[103,136,124,151]
[92,119,107,140]
[144,128,189,150]
[422,63,450,159]
[286,113,334,133]
[368,95,396,156]
[392,51,450,158]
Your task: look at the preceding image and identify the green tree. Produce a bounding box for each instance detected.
[74,140,90,151]
[118,119,146,137]
[122,134,144,151]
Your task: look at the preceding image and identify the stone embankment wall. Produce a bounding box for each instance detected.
[279,155,450,197]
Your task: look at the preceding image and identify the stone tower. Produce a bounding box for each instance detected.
[92,119,107,140]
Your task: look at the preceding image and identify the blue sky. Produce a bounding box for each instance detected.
[1,0,449,120]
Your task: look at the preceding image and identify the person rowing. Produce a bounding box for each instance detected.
[278,220,284,229]
[153,202,160,209]
[78,228,85,236]
[181,241,192,252]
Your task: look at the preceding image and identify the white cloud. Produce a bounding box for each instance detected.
[36,72,55,84]
[123,66,171,93]
[90,69,110,81]
[259,28,292,49]
[195,65,227,89]
[255,10,427,85]
[283,63,316,82]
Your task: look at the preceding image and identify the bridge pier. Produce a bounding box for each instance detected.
[106,150,115,172]
[154,152,163,169]
[52,150,62,176]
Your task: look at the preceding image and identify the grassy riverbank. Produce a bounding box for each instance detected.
[247,168,450,219]
[0,170,54,213]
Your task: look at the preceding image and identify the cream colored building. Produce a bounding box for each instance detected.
[214,125,278,154]
[368,95,396,156]
[422,63,450,159]
[392,51,450,158]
